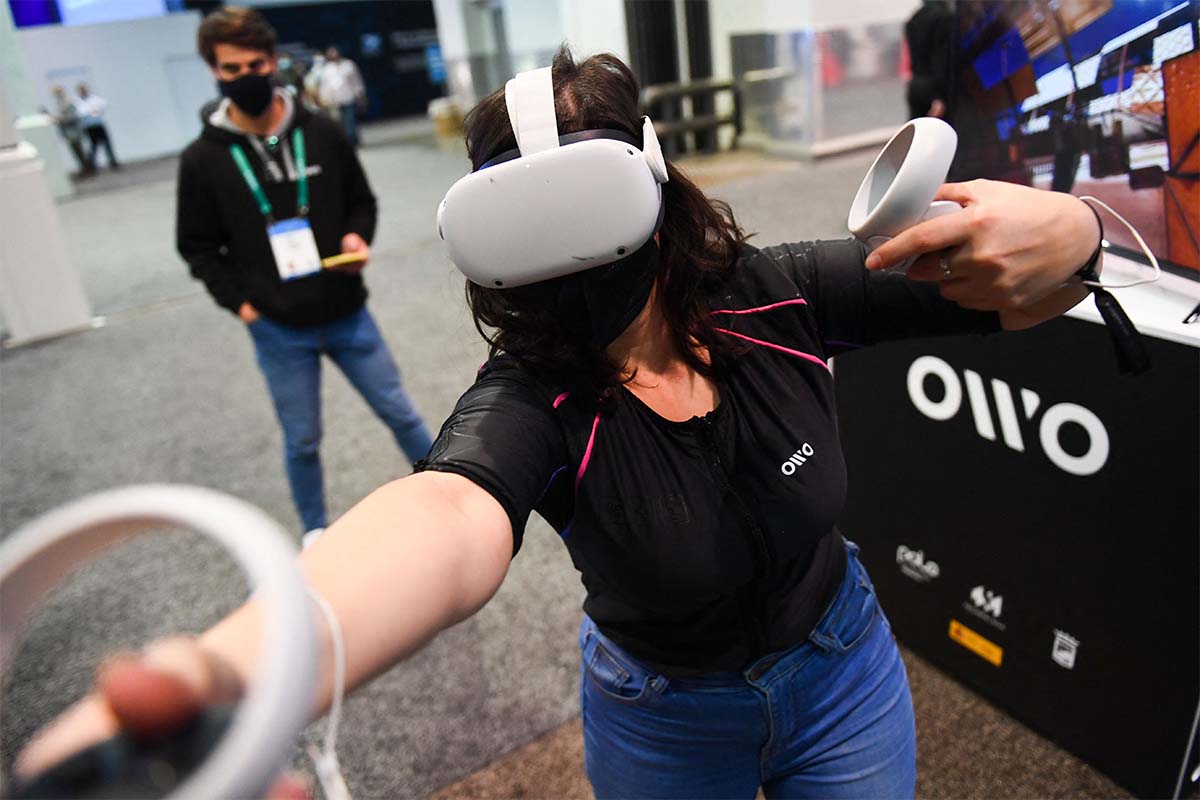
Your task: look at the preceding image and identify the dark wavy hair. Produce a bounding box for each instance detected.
[197,7,276,66]
[463,46,749,399]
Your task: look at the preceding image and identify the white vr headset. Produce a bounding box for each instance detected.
[437,66,670,288]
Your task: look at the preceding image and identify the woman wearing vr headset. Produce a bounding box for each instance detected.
[18,49,1104,799]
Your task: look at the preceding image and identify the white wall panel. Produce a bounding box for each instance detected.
[16,11,213,163]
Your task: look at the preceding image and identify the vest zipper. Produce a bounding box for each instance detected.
[694,414,771,658]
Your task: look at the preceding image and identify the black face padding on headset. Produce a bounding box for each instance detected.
[516,236,661,347]
[478,128,643,171]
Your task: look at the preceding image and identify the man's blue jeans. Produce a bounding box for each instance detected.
[339,103,359,147]
[248,307,433,531]
[580,540,916,799]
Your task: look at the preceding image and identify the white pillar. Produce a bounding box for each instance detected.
[0,57,15,149]
[0,1,72,198]
[432,0,473,106]
[0,0,36,116]
[0,14,96,345]
[432,0,506,107]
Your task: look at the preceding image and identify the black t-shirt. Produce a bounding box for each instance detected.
[416,239,1000,674]
[176,103,377,326]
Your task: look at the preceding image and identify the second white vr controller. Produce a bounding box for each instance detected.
[848,117,962,270]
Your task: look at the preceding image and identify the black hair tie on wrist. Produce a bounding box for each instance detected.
[1075,202,1151,375]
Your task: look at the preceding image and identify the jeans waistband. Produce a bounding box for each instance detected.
[583,538,866,691]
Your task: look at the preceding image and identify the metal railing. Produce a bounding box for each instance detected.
[640,78,742,158]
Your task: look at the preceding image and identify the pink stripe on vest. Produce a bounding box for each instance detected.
[710,298,809,315]
[714,328,831,372]
[575,412,601,491]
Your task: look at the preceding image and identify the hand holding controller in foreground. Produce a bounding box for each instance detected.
[1,486,320,800]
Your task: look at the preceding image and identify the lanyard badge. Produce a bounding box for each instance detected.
[266,218,322,281]
[230,129,320,281]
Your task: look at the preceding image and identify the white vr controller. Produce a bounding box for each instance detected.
[437,66,669,288]
[0,485,318,800]
[848,117,962,270]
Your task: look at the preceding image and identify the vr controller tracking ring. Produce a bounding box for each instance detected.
[0,485,320,800]
[848,118,962,273]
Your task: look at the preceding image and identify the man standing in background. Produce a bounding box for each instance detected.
[318,46,366,146]
[177,6,433,542]
[74,83,120,171]
[46,85,91,176]
[1049,92,1085,193]
[904,0,956,122]
[275,51,307,99]
[304,52,327,112]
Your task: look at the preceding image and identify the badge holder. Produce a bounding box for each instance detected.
[267,218,322,282]
[0,485,319,799]
[230,129,322,283]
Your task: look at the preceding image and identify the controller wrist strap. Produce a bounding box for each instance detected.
[307,588,352,800]
[1074,197,1156,375]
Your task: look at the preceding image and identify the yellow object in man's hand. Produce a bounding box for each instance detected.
[321,251,369,269]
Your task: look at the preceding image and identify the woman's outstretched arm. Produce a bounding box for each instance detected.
[16,471,513,779]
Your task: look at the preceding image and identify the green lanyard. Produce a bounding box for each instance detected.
[229,127,309,222]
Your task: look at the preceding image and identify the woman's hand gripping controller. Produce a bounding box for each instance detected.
[1,486,321,800]
[11,638,310,799]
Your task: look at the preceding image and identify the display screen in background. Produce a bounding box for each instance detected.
[8,0,168,28]
[952,0,1200,274]
[59,0,166,26]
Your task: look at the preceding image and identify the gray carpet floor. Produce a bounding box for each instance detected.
[0,121,1156,798]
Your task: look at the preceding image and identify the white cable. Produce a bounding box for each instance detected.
[1078,195,1162,289]
[1175,694,1200,799]
[307,588,352,800]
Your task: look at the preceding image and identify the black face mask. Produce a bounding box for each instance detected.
[219,72,275,117]
[549,238,660,348]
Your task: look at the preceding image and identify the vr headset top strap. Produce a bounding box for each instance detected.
[502,65,668,184]
[505,66,560,156]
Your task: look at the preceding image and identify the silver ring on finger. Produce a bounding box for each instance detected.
[939,250,953,279]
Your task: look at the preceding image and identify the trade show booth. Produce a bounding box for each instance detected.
[836,258,1198,799]
[839,3,1199,796]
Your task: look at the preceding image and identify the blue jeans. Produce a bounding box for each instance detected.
[339,103,359,147]
[580,540,916,799]
[248,307,433,531]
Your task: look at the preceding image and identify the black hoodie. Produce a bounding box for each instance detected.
[176,95,376,326]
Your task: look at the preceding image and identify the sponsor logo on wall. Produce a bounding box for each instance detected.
[896,545,940,583]
[949,619,1003,667]
[964,584,1007,631]
[906,355,1110,477]
[1052,629,1080,669]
